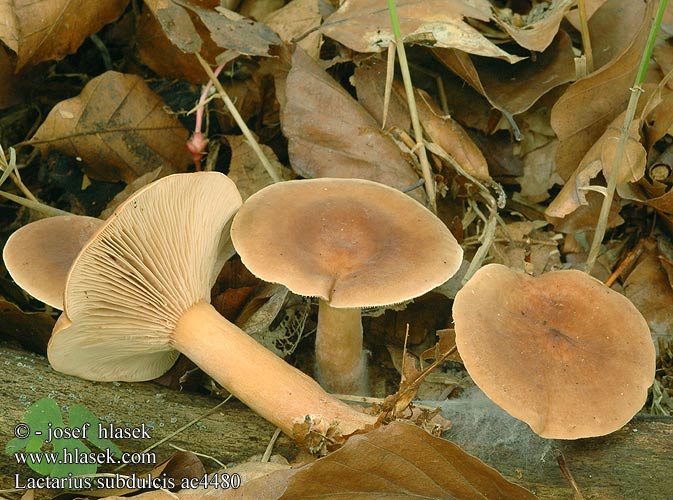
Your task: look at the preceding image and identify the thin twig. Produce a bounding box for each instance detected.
[169,443,227,468]
[195,53,281,183]
[386,0,436,211]
[556,450,585,500]
[586,0,668,273]
[261,428,282,462]
[114,397,231,472]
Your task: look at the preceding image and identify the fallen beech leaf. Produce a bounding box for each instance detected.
[265,0,327,60]
[29,71,191,183]
[546,190,624,233]
[274,46,423,200]
[624,240,673,342]
[352,59,491,181]
[138,0,221,83]
[226,135,293,200]
[280,422,537,500]
[565,0,608,30]
[138,0,279,83]
[0,45,21,109]
[546,111,646,219]
[434,30,576,116]
[518,140,563,203]
[321,0,522,63]
[0,298,54,355]
[2,0,128,71]
[551,0,654,180]
[493,0,574,52]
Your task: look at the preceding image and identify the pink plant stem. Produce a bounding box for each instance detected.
[189,61,228,170]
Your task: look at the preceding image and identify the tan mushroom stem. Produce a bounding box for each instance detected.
[315,300,367,395]
[174,302,375,436]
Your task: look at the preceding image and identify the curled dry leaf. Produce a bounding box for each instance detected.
[624,240,673,342]
[546,111,646,220]
[274,46,423,200]
[138,0,221,83]
[0,298,54,355]
[29,71,191,183]
[321,0,522,63]
[139,0,280,83]
[279,422,538,500]
[265,0,328,60]
[434,30,575,117]
[226,134,293,200]
[551,0,654,180]
[0,0,128,71]
[352,58,490,181]
[0,46,21,109]
[493,0,575,52]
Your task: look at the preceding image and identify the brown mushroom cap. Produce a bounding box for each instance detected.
[453,264,656,439]
[230,178,463,307]
[3,215,103,309]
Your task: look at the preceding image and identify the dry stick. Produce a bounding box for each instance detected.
[195,53,281,183]
[556,450,585,500]
[114,397,231,472]
[585,0,668,274]
[577,0,594,73]
[386,0,436,212]
[424,141,504,283]
[382,43,396,129]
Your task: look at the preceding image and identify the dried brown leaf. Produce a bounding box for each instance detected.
[2,0,128,71]
[551,0,654,180]
[0,45,20,109]
[494,0,574,52]
[0,298,54,355]
[546,111,646,220]
[321,0,522,63]
[226,135,293,200]
[518,140,563,203]
[434,30,576,116]
[138,0,220,83]
[547,190,624,233]
[564,0,608,30]
[274,46,423,200]
[624,240,673,340]
[352,58,490,181]
[265,0,327,60]
[279,422,538,500]
[183,1,281,56]
[29,71,190,183]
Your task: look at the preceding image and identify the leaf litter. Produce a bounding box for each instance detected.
[1,0,673,498]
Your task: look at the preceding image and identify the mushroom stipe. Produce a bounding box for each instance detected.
[33,172,375,440]
[230,178,463,395]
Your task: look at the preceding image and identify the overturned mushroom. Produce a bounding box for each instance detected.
[453,263,655,439]
[231,178,463,395]
[46,172,375,438]
[3,215,103,309]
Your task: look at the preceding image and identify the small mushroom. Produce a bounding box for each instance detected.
[47,172,375,437]
[453,263,656,439]
[231,178,463,394]
[3,215,103,309]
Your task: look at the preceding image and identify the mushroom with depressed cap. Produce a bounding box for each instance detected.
[231,178,463,395]
[44,172,375,438]
[452,263,656,439]
[3,215,103,309]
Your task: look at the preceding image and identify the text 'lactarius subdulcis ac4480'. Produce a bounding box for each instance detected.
[231,178,464,395]
[4,172,375,440]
